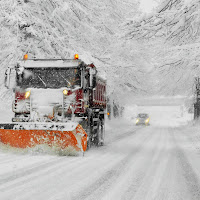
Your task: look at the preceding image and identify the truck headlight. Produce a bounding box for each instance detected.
[136,118,139,123]
[63,89,68,95]
[25,90,31,99]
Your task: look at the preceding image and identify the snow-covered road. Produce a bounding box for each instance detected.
[1,119,200,200]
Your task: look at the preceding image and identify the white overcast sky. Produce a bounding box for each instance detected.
[140,0,158,13]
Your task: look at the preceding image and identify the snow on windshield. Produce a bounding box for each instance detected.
[17,68,81,89]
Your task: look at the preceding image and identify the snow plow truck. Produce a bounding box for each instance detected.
[1,54,106,153]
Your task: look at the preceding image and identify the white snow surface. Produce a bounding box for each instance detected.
[0,0,200,198]
[1,103,200,199]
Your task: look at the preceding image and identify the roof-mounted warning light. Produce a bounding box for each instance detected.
[74,54,79,60]
[23,54,28,60]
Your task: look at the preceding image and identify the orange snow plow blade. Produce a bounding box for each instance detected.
[0,123,87,152]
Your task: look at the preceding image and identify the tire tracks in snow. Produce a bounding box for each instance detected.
[0,153,118,199]
[120,127,200,200]
[0,155,89,192]
[0,127,145,199]
[171,128,200,200]
[70,128,153,200]
[106,127,144,145]
[0,157,63,188]
[120,128,167,200]
[15,128,148,200]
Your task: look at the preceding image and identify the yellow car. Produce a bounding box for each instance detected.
[136,113,150,126]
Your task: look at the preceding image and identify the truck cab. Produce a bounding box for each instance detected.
[4,55,106,147]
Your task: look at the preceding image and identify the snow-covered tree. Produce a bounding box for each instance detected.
[1,0,151,107]
[125,0,200,96]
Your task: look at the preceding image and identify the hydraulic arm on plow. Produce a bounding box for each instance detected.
[1,54,106,153]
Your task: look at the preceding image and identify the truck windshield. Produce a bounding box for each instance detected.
[17,67,81,89]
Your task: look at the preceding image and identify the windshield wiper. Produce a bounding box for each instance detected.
[37,75,47,87]
[58,73,71,87]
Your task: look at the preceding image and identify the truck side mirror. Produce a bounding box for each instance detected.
[92,75,97,88]
[89,67,97,88]
[4,68,16,89]
[4,68,11,89]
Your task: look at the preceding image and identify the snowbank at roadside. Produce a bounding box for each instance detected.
[182,120,200,139]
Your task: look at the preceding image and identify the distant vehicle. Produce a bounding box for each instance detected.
[136,113,150,126]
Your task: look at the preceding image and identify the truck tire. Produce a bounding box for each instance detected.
[86,113,92,150]
[87,110,105,147]
[90,109,101,146]
[98,118,105,146]
[87,134,92,149]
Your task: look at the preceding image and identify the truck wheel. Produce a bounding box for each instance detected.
[99,118,105,146]
[92,113,101,146]
[93,121,99,146]
[87,135,92,149]
[86,124,92,149]
[90,110,104,147]
[86,114,92,150]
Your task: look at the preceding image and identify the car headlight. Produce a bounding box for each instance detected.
[136,118,139,123]
[145,118,150,123]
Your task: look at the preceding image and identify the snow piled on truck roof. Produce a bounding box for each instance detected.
[17,59,82,68]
